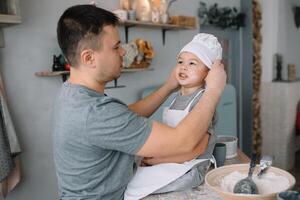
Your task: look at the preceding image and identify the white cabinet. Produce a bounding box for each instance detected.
[261,81,300,170]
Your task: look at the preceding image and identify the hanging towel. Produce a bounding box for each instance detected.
[0,102,14,182]
[296,100,300,136]
[0,94,21,155]
[0,75,21,198]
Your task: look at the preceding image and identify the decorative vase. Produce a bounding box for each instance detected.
[136,0,151,22]
[159,0,169,23]
[120,0,131,10]
[151,7,160,23]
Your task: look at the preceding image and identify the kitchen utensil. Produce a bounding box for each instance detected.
[257,155,273,178]
[233,154,258,194]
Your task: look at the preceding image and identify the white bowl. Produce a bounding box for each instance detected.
[205,164,296,200]
[217,135,238,159]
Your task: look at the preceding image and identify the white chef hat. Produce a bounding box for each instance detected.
[179,33,222,69]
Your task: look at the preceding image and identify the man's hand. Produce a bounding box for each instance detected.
[164,67,180,92]
[205,60,227,95]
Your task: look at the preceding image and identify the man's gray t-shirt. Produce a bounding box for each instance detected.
[53,82,152,200]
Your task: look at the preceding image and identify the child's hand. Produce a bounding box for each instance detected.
[205,60,227,95]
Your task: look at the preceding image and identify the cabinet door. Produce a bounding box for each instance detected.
[200,25,241,141]
[200,26,240,87]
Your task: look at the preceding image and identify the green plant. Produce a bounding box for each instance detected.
[198,2,245,29]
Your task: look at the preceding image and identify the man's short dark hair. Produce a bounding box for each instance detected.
[57,5,119,66]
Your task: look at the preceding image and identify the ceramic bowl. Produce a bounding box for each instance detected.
[205,164,296,200]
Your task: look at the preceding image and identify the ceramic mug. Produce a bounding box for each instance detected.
[213,143,226,167]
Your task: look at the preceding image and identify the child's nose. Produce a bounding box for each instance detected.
[180,65,187,70]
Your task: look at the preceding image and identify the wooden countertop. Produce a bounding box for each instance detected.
[143,149,250,200]
[225,149,250,165]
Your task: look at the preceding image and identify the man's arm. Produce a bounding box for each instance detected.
[128,68,178,117]
[141,133,209,165]
[136,61,226,158]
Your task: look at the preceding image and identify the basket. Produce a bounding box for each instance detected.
[170,15,196,28]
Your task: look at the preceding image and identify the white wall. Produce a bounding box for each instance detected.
[260,0,300,82]
[0,0,240,199]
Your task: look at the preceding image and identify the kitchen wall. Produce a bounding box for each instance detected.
[0,0,240,199]
[260,0,300,82]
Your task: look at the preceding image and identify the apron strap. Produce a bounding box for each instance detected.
[210,155,217,168]
[168,93,179,108]
[185,89,205,111]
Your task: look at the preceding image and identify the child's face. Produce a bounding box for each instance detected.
[175,52,209,88]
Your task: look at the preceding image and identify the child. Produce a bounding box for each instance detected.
[145,33,222,159]
[141,33,223,194]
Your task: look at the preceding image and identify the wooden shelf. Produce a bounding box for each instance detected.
[35,70,69,77]
[122,67,153,72]
[35,68,153,88]
[119,20,195,30]
[0,14,21,26]
[118,20,196,44]
[35,68,153,77]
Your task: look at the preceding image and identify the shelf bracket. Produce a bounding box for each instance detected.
[105,79,126,89]
[62,74,68,82]
[162,29,171,45]
[124,25,135,43]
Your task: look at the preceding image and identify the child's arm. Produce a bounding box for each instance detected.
[141,133,210,165]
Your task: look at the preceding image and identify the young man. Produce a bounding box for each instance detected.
[53,4,226,200]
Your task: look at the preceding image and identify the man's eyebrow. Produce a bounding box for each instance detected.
[114,41,121,47]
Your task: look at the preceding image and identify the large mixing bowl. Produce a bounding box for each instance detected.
[205,164,296,200]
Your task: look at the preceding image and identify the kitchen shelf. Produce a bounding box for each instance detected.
[118,20,195,44]
[0,0,21,26]
[119,20,195,29]
[0,14,21,26]
[35,68,153,89]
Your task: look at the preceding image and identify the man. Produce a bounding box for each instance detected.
[53,4,226,200]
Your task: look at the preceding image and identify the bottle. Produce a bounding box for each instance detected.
[159,0,169,23]
[136,0,151,22]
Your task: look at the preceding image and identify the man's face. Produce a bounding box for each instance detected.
[94,25,126,82]
[175,52,209,88]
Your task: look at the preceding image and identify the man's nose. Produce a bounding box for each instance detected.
[120,46,126,56]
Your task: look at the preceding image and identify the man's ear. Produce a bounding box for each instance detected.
[80,49,95,67]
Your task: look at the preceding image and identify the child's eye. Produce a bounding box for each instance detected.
[189,62,196,66]
[177,60,183,64]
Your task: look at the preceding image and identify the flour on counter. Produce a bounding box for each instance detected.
[220,171,290,194]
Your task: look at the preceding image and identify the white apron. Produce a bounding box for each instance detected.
[125,89,215,200]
